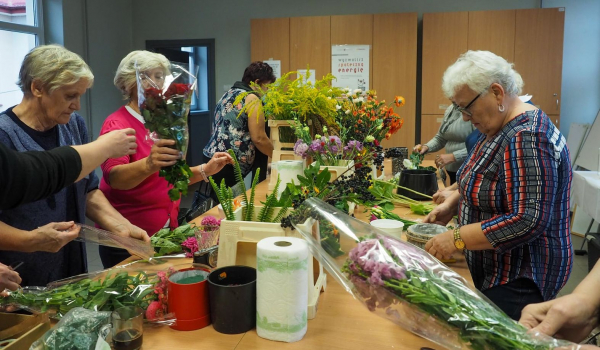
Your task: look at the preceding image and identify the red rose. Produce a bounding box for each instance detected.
[374,140,380,146]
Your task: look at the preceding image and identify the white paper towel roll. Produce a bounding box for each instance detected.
[276,160,304,198]
[256,236,308,342]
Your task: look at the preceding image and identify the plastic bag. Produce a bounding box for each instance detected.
[30,307,111,350]
[289,198,582,350]
[75,224,154,260]
[136,60,198,201]
[1,260,191,322]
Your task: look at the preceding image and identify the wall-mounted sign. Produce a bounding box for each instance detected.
[331,45,370,91]
[263,59,281,79]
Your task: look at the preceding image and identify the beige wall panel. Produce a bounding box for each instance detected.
[251,18,290,74]
[468,10,516,61]
[290,16,331,80]
[373,13,417,149]
[515,8,565,117]
[422,12,468,115]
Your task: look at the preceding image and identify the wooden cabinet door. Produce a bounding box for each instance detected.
[331,14,373,85]
[251,18,290,74]
[422,12,468,115]
[373,13,418,149]
[420,114,445,160]
[468,10,516,61]
[290,16,331,80]
[514,8,565,116]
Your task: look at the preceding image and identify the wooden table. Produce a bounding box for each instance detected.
[143,160,472,349]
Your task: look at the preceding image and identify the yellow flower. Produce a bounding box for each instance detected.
[314,186,320,194]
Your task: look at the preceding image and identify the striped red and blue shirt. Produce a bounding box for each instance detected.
[457,109,573,301]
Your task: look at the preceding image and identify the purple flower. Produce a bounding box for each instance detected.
[181,237,198,258]
[347,140,363,151]
[327,136,342,154]
[310,139,324,153]
[368,271,384,286]
[294,139,309,158]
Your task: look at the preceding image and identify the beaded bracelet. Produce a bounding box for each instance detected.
[200,164,209,182]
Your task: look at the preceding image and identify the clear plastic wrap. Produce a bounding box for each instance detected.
[288,198,582,350]
[136,61,198,201]
[75,224,154,260]
[30,307,111,350]
[1,260,191,323]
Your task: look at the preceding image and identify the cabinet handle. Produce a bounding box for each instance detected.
[554,93,558,110]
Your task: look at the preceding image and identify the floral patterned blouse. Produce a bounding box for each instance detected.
[203,81,257,177]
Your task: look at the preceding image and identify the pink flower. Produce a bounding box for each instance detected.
[146,300,162,320]
[201,216,221,227]
[181,236,199,258]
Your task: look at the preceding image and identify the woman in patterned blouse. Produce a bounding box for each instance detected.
[424,50,573,320]
[202,62,275,201]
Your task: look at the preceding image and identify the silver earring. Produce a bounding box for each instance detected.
[498,104,505,112]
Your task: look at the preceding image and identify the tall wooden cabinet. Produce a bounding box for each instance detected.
[515,8,565,127]
[422,8,565,159]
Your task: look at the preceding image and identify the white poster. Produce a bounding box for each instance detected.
[263,59,281,79]
[296,69,316,85]
[331,45,370,91]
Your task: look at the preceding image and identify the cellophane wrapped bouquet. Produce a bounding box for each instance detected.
[1,260,188,323]
[136,62,197,201]
[288,198,582,350]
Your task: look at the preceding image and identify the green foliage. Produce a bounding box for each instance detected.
[258,175,281,222]
[409,151,437,172]
[214,152,291,223]
[5,270,157,318]
[370,179,434,215]
[209,177,235,221]
[150,224,198,256]
[232,67,343,125]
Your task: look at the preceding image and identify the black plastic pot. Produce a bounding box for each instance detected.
[208,265,257,334]
[397,169,438,199]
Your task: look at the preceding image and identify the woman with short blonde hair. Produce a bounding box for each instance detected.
[0,44,148,287]
[98,50,232,268]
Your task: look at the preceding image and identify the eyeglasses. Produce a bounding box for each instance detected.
[453,93,482,117]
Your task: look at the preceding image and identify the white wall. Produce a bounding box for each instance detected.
[542,0,600,138]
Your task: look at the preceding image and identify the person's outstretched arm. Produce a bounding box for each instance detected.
[0,129,137,210]
[520,262,600,343]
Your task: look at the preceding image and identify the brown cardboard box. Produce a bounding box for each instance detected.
[0,313,50,350]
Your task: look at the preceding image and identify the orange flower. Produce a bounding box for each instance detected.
[394,96,405,107]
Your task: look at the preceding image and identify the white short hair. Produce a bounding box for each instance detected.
[114,50,170,99]
[17,44,94,94]
[442,50,523,99]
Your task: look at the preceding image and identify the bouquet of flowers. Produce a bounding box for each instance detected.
[287,198,581,350]
[2,261,184,322]
[137,62,197,201]
[292,122,364,166]
[337,89,404,144]
[233,68,343,128]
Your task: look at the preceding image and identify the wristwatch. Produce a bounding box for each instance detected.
[453,227,466,250]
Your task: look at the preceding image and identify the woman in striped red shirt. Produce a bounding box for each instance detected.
[424,50,573,320]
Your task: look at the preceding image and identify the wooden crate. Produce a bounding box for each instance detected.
[218,207,326,319]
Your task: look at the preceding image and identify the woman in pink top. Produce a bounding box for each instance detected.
[98,51,232,267]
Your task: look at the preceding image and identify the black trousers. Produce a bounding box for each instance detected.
[447,170,457,185]
[99,245,131,269]
[482,278,544,320]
